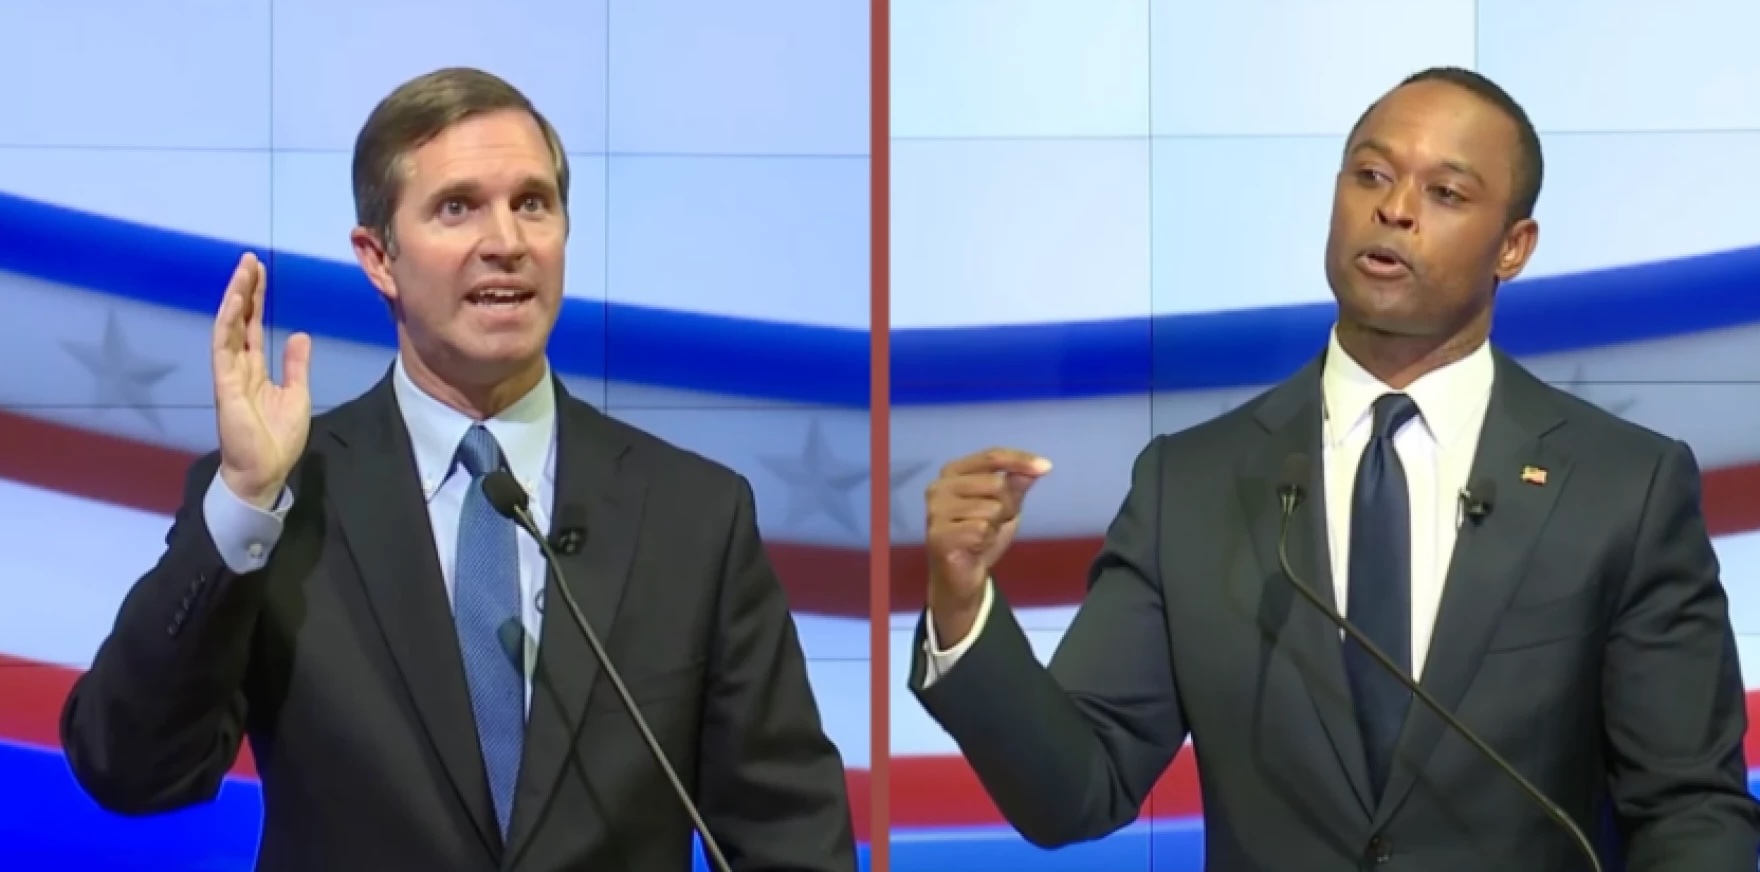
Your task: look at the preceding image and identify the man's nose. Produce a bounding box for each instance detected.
[480,206,529,261]
[1374,184,1418,230]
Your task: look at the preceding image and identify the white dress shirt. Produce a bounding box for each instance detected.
[923,327,1495,684]
[201,355,560,708]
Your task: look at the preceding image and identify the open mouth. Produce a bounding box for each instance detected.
[466,288,537,308]
[1355,246,1411,279]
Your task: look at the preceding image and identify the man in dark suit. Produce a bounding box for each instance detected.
[60,67,856,872]
[911,67,1760,870]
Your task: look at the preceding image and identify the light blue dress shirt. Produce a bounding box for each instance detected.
[202,357,559,708]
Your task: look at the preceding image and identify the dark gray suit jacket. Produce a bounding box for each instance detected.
[62,372,857,872]
[911,349,1760,870]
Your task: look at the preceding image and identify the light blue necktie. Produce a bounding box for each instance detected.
[453,424,525,836]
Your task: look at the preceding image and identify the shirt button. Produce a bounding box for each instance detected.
[246,542,265,560]
[1366,835,1392,863]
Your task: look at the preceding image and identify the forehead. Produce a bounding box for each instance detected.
[1351,81,1519,180]
[399,109,556,194]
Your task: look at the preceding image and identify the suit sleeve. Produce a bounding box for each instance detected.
[920,579,996,683]
[1604,439,1760,870]
[58,450,274,815]
[694,474,859,872]
[907,436,1188,848]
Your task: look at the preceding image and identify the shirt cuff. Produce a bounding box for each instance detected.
[202,471,292,575]
[920,579,995,687]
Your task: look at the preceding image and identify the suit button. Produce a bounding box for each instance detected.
[1366,835,1392,864]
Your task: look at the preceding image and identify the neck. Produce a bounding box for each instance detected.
[1334,312,1490,390]
[399,347,547,421]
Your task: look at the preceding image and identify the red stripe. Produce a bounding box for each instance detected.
[887,740,1207,828]
[0,653,873,840]
[10,408,1760,621]
[0,408,871,619]
[0,655,141,767]
[1706,462,1760,539]
[8,653,1760,830]
[888,459,1760,614]
[0,409,192,516]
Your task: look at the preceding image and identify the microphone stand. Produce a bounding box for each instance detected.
[1276,485,1602,872]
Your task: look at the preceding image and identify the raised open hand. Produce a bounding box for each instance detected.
[211,252,313,509]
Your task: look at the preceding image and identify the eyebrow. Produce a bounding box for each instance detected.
[424,175,560,207]
[1350,138,1487,188]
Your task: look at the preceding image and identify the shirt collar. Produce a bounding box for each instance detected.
[1321,325,1493,449]
[392,354,557,501]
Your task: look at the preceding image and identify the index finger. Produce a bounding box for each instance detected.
[942,447,1052,478]
[212,253,259,352]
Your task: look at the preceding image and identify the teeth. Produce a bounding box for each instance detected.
[471,288,529,303]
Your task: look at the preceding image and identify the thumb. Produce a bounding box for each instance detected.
[282,332,313,393]
[1003,467,1047,502]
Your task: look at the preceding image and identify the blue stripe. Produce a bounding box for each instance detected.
[3,191,1760,408]
[6,740,1760,871]
[0,741,867,871]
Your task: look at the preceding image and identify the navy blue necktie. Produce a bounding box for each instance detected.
[453,424,525,836]
[1345,392,1420,800]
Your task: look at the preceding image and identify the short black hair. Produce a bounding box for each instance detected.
[1346,66,1544,224]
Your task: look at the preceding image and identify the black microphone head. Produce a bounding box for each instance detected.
[1469,477,1497,511]
[547,503,589,555]
[481,469,529,520]
[1279,453,1311,496]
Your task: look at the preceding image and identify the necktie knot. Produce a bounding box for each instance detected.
[457,424,504,479]
[1371,392,1419,441]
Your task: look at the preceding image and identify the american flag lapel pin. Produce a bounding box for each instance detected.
[1520,465,1548,486]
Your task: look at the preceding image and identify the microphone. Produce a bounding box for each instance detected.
[1459,478,1496,523]
[480,471,733,872]
[547,503,588,555]
[1274,454,1601,872]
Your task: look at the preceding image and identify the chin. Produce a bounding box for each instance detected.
[1338,298,1423,336]
[1352,310,1456,339]
[483,345,546,370]
[447,341,542,376]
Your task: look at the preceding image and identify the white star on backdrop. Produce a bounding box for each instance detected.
[887,459,931,535]
[757,418,870,537]
[60,310,177,430]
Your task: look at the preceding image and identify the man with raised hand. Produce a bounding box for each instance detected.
[62,67,855,872]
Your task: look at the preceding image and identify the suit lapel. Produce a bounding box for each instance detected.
[324,373,501,854]
[1239,357,1376,815]
[505,386,647,862]
[1372,352,1570,827]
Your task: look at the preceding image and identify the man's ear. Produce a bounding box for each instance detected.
[350,225,399,307]
[1494,217,1539,283]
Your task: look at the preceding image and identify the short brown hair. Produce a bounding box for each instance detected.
[351,67,570,252]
